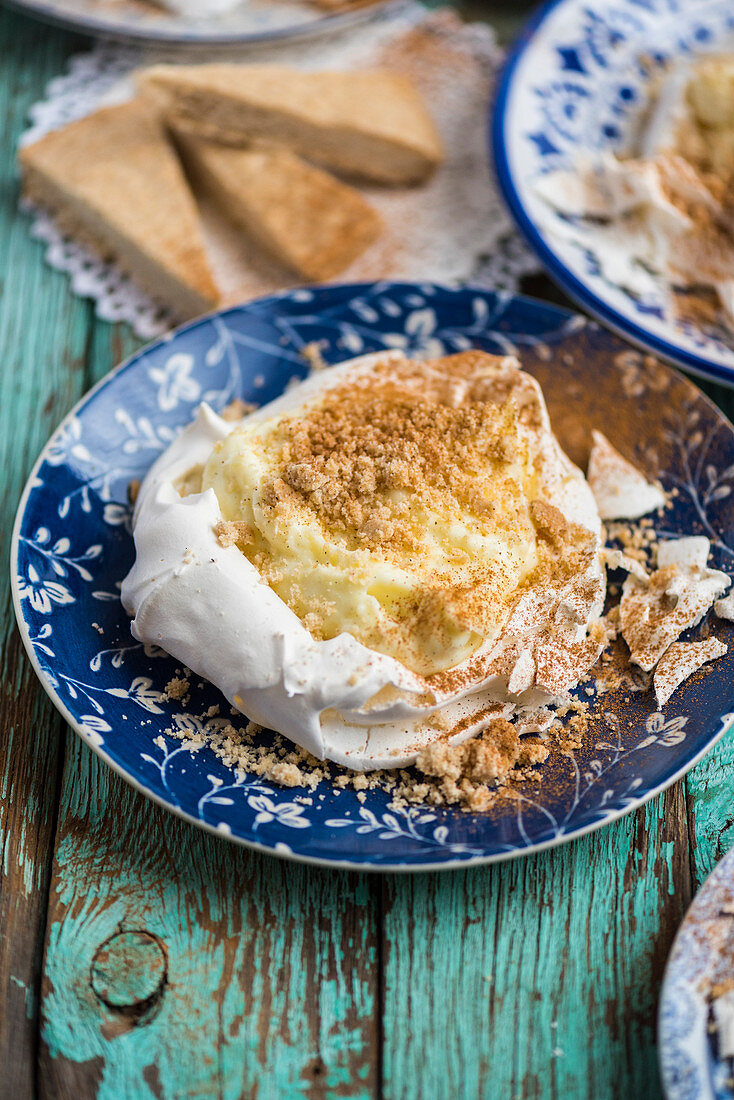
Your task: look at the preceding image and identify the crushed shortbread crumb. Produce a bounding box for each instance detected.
[215,519,253,550]
[161,707,560,812]
[165,676,190,704]
[605,518,659,567]
[300,341,328,373]
[220,398,258,422]
[385,718,550,812]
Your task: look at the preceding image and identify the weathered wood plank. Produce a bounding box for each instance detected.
[685,729,734,888]
[39,735,380,1100]
[0,10,93,1096]
[381,785,690,1100]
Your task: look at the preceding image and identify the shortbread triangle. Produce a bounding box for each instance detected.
[20,99,219,320]
[140,63,443,185]
[174,130,382,281]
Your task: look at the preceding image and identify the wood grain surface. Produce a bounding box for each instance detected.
[1,4,734,1098]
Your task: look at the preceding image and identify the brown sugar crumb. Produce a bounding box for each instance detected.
[390,717,550,812]
[605,518,660,567]
[301,341,328,373]
[215,519,253,549]
[161,699,565,813]
[165,676,190,703]
[220,398,258,422]
[269,761,307,788]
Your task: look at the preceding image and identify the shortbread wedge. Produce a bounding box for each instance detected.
[175,131,382,281]
[140,64,443,185]
[19,100,219,320]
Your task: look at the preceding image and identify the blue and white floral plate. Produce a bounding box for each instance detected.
[660,847,734,1100]
[11,283,734,870]
[493,0,734,387]
[4,0,396,47]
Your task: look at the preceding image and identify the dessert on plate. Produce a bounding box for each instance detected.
[535,53,734,328]
[121,348,731,782]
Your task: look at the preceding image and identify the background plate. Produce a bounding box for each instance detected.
[3,0,397,46]
[11,283,734,869]
[492,0,734,387]
[659,846,734,1100]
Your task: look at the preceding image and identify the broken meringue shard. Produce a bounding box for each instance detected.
[620,537,730,672]
[653,636,728,708]
[587,430,666,520]
[715,593,734,620]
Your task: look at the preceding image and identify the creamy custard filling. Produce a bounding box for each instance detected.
[196,370,541,676]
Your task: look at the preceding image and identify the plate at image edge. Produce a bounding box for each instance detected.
[492,0,734,387]
[659,845,734,1100]
[11,282,734,871]
[2,0,400,47]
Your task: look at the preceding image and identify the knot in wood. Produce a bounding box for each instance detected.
[91,931,167,1010]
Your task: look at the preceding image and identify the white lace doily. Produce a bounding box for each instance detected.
[21,7,540,339]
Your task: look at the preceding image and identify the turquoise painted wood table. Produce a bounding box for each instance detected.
[2,4,734,1097]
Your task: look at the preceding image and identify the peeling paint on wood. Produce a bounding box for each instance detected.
[91,931,168,1011]
[39,739,379,1099]
[381,785,695,1100]
[0,9,92,1096]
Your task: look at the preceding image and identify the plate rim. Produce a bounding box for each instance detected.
[10,282,734,872]
[3,0,402,47]
[658,846,734,1100]
[490,0,734,389]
